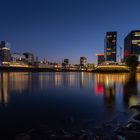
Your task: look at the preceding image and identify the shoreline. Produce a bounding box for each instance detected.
[0,66,132,73]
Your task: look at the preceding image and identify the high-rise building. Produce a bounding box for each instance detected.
[80,57,87,66]
[124,30,140,61]
[105,32,117,62]
[96,54,105,65]
[0,41,11,65]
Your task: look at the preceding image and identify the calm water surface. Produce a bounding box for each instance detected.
[0,72,140,139]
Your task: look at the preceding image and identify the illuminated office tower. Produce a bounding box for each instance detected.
[124,30,140,61]
[0,41,11,65]
[105,32,117,62]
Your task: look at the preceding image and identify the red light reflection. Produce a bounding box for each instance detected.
[95,84,104,95]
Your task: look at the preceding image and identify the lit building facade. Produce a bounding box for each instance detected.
[80,57,87,66]
[11,53,26,62]
[105,32,117,62]
[96,54,105,65]
[124,30,140,61]
[23,52,34,64]
[0,73,10,106]
[0,41,11,65]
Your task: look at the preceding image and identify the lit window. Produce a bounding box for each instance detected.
[107,35,112,38]
[107,52,111,55]
[134,32,140,36]
[112,40,116,43]
[106,48,111,50]
[132,40,140,45]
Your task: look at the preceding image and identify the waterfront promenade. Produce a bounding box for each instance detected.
[0,64,132,72]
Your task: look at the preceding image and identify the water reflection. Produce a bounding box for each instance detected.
[0,72,10,107]
[123,73,139,107]
[80,72,94,88]
[94,73,138,110]
[0,72,140,109]
[1,72,140,140]
[95,73,140,110]
[10,72,29,93]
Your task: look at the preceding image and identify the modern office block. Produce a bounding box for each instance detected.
[105,32,117,62]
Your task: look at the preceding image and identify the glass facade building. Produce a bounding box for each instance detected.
[0,41,11,65]
[105,32,117,62]
[124,30,140,61]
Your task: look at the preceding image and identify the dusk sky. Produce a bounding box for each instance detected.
[0,0,140,64]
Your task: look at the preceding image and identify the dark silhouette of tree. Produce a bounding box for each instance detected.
[126,55,138,71]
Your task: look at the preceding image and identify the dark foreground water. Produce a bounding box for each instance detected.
[0,72,140,139]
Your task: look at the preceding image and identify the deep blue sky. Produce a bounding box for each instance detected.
[0,0,140,64]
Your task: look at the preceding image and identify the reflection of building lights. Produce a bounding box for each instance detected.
[95,84,104,95]
[69,73,78,87]
[0,73,9,106]
[136,73,140,81]
[10,72,29,93]
[106,77,109,87]
[129,95,140,107]
[104,88,115,99]
[95,73,129,86]
[81,72,84,87]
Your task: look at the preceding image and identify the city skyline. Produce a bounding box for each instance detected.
[0,0,140,64]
